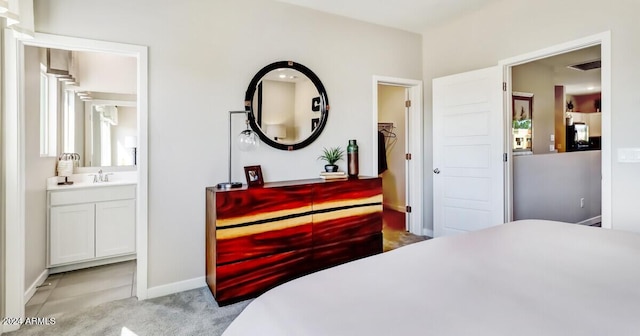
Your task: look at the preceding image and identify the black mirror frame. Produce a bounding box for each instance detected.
[244,61,329,151]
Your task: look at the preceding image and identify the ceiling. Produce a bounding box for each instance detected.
[276,0,502,33]
[527,45,601,95]
[276,0,601,95]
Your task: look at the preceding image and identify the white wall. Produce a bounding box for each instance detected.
[293,79,318,143]
[112,106,137,166]
[76,50,136,94]
[378,85,406,211]
[422,0,640,233]
[513,151,601,223]
[24,46,56,289]
[33,0,422,289]
[262,80,295,140]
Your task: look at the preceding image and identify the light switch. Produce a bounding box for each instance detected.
[617,148,640,163]
[550,134,555,141]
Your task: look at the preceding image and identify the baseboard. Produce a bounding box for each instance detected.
[422,228,434,238]
[48,254,136,274]
[2,324,20,333]
[146,276,206,299]
[24,269,49,304]
[383,204,406,213]
[577,215,602,226]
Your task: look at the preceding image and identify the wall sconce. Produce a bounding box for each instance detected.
[266,124,287,141]
[124,135,137,166]
[217,111,259,189]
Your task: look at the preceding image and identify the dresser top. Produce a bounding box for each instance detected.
[208,176,379,193]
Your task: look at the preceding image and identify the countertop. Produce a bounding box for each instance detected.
[47,172,137,191]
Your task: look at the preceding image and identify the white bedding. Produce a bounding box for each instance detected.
[222,220,640,335]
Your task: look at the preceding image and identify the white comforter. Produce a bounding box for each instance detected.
[222,220,640,335]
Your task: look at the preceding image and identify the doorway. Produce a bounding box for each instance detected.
[2,31,148,328]
[501,32,611,228]
[510,45,603,226]
[377,84,406,222]
[372,76,424,236]
[431,32,611,237]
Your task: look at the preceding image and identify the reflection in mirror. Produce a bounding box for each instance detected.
[42,46,138,168]
[84,99,137,167]
[245,61,329,151]
[251,68,319,145]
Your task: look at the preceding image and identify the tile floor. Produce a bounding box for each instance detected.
[25,260,136,319]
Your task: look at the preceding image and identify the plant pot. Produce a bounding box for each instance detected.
[324,164,338,172]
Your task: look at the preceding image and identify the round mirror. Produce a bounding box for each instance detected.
[245,61,329,150]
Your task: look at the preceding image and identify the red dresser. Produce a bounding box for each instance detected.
[206,177,382,305]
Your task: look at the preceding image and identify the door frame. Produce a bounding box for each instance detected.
[2,31,149,330]
[372,76,424,236]
[499,31,611,228]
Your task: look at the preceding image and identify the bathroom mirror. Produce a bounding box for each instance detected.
[245,61,329,150]
[63,94,137,167]
[85,99,137,167]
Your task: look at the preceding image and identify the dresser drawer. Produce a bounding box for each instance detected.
[214,248,311,304]
[313,232,382,270]
[216,220,312,265]
[50,185,136,206]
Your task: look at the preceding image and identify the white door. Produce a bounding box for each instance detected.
[433,66,505,237]
[50,203,96,265]
[95,199,136,257]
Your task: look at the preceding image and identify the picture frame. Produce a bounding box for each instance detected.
[512,92,534,152]
[311,118,319,131]
[244,165,264,186]
[311,97,321,112]
[512,94,533,121]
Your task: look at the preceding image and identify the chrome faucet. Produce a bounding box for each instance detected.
[91,169,113,183]
[93,169,103,183]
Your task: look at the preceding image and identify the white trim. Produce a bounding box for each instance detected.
[2,28,26,334]
[576,215,602,226]
[422,228,434,238]
[48,254,136,274]
[372,76,424,236]
[24,269,49,304]
[146,276,206,300]
[3,32,150,328]
[499,31,611,230]
[512,91,533,98]
[383,203,406,213]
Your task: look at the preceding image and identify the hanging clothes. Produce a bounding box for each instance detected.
[378,131,388,174]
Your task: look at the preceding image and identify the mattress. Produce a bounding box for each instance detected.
[222,220,640,335]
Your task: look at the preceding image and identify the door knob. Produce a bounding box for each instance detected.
[433,168,440,174]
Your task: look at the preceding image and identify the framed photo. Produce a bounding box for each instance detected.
[244,165,264,186]
[512,92,533,152]
[512,94,533,121]
[311,118,320,131]
[311,97,321,112]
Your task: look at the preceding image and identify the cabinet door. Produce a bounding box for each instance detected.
[95,199,136,258]
[50,203,96,265]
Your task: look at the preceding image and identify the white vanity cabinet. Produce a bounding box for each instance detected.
[48,184,136,270]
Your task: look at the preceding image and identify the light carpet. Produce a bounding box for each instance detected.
[6,287,250,336]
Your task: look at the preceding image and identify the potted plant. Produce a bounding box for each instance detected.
[318,146,344,172]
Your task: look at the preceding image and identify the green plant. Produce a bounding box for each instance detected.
[512,119,531,129]
[318,146,344,165]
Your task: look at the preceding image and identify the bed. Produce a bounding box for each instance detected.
[222,220,640,335]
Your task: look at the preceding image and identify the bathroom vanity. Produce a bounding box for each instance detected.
[46,174,137,273]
